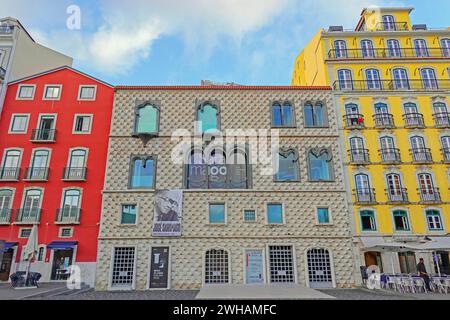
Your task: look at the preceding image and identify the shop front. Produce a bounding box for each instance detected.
[47,241,78,281]
[0,242,17,281]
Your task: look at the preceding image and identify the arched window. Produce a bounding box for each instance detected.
[61,189,81,220]
[208,149,227,189]
[20,189,42,222]
[228,148,249,189]
[308,149,333,181]
[365,69,382,90]
[205,249,229,284]
[410,136,431,162]
[387,39,401,57]
[433,102,450,127]
[130,157,155,189]
[0,189,13,222]
[421,68,438,89]
[361,39,375,58]
[418,173,439,203]
[307,249,333,288]
[354,174,374,202]
[349,137,367,163]
[392,68,409,89]
[275,150,299,182]
[197,103,219,133]
[29,150,49,180]
[1,150,21,180]
[333,40,347,58]
[442,38,450,57]
[414,39,429,57]
[442,136,450,161]
[304,102,326,127]
[272,102,294,127]
[135,103,160,135]
[386,174,405,201]
[382,15,396,30]
[337,69,353,90]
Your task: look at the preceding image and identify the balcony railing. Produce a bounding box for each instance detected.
[24,167,49,181]
[55,208,81,224]
[410,148,433,163]
[386,188,409,204]
[31,129,56,142]
[333,80,450,91]
[328,47,450,60]
[0,25,14,34]
[343,114,365,129]
[62,167,87,181]
[354,188,376,204]
[443,148,450,163]
[379,148,401,164]
[0,209,12,224]
[433,113,450,128]
[418,188,441,204]
[0,167,20,181]
[373,113,395,129]
[374,22,409,31]
[14,208,42,224]
[348,149,370,164]
[403,113,425,128]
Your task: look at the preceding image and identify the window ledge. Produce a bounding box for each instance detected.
[316,223,334,227]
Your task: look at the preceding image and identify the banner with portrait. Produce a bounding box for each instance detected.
[152,190,183,237]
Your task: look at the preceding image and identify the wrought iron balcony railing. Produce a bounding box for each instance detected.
[15,208,42,224]
[24,167,49,181]
[379,148,401,164]
[343,114,365,129]
[354,188,376,204]
[0,209,12,224]
[373,113,395,129]
[55,208,81,224]
[0,167,20,181]
[328,47,450,60]
[31,129,56,142]
[403,113,425,128]
[410,148,433,163]
[386,188,409,204]
[418,188,441,204]
[348,149,370,164]
[433,113,450,128]
[62,167,87,181]
[333,80,450,91]
[374,22,409,31]
[442,148,450,163]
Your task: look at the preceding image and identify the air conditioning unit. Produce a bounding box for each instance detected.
[328,26,344,32]
[412,24,427,31]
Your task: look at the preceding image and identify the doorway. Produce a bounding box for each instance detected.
[364,251,383,272]
[245,249,264,284]
[435,251,450,275]
[398,252,417,274]
[0,248,14,281]
[307,248,334,289]
[51,249,74,280]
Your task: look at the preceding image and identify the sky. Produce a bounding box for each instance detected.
[2,0,450,86]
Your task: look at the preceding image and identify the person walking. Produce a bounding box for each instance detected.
[417,258,431,291]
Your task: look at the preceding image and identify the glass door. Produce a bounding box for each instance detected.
[421,68,438,89]
[245,250,264,284]
[392,68,409,89]
[365,69,382,90]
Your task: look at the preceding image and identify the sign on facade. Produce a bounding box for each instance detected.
[152,190,183,237]
[149,247,170,289]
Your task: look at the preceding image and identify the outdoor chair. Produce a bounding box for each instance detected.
[393,277,404,293]
[401,277,415,293]
[431,278,445,294]
[444,279,450,294]
[385,276,396,290]
[412,277,427,294]
[9,272,42,288]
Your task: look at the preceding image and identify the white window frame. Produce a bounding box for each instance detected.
[77,85,97,101]
[72,114,93,134]
[37,245,46,262]
[315,206,333,226]
[16,84,36,100]
[243,208,258,223]
[42,84,63,101]
[18,227,32,239]
[58,227,74,238]
[265,202,285,225]
[8,114,30,134]
[59,187,83,218]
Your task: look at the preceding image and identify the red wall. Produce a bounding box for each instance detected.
[0,68,114,263]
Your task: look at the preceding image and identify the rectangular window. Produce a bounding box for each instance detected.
[73,115,92,133]
[111,247,135,289]
[244,210,256,222]
[43,85,62,100]
[130,158,155,189]
[19,228,32,238]
[317,208,330,224]
[9,115,29,133]
[78,86,96,100]
[426,211,443,231]
[393,211,410,231]
[17,85,35,100]
[59,228,73,238]
[209,203,225,224]
[360,210,376,231]
[267,203,283,224]
[121,205,137,225]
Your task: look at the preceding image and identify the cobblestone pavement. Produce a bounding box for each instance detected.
[32,288,450,300]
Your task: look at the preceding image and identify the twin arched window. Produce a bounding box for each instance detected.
[304,102,325,127]
[272,102,294,127]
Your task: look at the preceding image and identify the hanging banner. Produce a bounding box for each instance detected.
[149,247,170,289]
[152,190,183,237]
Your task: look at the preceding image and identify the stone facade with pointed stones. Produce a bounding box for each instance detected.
[95,86,356,291]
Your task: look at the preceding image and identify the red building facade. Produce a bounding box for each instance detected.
[0,67,114,286]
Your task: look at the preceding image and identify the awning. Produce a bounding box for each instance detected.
[360,237,419,252]
[47,241,78,250]
[417,237,450,251]
[5,242,18,249]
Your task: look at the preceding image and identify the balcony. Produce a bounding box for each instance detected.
[0,25,14,34]
[374,22,409,32]
[443,148,450,163]
[55,208,81,224]
[354,188,376,204]
[348,149,370,165]
[0,167,20,181]
[433,113,450,128]
[0,209,12,225]
[14,208,42,224]
[24,167,49,181]
[403,113,425,128]
[327,47,450,60]
[386,188,409,204]
[62,167,87,181]
[373,113,395,129]
[418,188,441,204]
[343,114,365,129]
[31,129,56,143]
[410,148,433,164]
[333,80,450,91]
[379,148,401,164]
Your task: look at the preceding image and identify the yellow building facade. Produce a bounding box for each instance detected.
[293,7,450,279]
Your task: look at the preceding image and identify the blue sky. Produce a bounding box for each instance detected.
[3,0,450,85]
